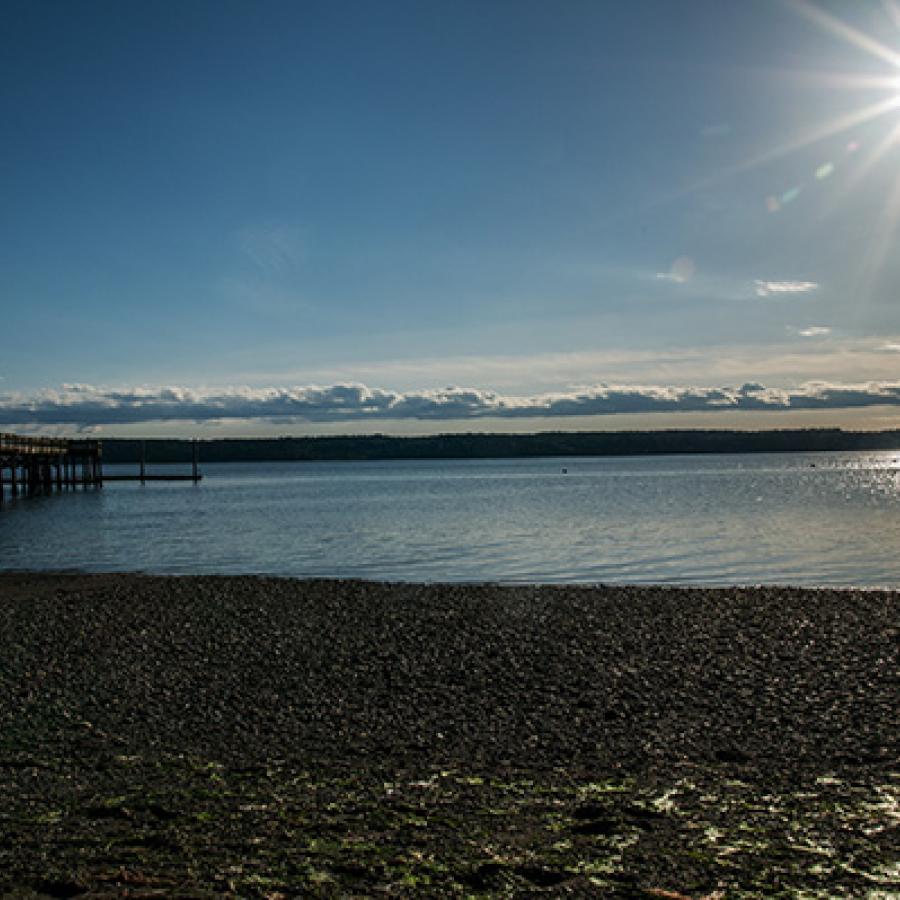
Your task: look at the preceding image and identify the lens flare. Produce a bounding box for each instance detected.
[737,4,900,294]
[783,4,900,302]
[646,3,900,297]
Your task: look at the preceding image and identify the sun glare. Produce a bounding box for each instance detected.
[724,1,900,297]
[753,2,900,176]
[673,5,900,236]
[780,1,900,295]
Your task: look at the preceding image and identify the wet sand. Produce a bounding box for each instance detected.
[0,573,896,896]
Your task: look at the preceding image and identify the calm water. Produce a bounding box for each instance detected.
[2,452,899,586]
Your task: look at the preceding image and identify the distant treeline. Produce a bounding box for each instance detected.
[100,429,900,464]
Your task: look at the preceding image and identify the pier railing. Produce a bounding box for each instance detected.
[0,433,74,456]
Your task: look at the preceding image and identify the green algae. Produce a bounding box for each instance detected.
[1,754,897,896]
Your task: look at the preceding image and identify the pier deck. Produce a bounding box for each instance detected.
[0,433,102,502]
[1,434,201,502]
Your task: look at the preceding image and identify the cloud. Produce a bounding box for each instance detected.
[3,380,900,427]
[754,280,819,297]
[656,256,696,284]
[797,326,831,337]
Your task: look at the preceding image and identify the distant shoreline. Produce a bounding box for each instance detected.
[99,426,900,464]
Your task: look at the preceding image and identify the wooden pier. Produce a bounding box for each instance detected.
[0,433,103,502]
[1,434,201,503]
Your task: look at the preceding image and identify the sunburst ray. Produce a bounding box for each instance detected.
[786,0,900,68]
[883,0,900,28]
[680,92,900,199]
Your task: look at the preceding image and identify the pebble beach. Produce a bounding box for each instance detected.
[0,573,897,897]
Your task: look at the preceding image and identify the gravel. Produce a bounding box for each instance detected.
[2,573,896,775]
[0,573,897,896]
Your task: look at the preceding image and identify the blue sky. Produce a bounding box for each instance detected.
[2,0,899,434]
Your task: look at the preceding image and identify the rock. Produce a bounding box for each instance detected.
[714,747,751,764]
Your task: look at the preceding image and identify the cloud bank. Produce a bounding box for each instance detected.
[3,380,900,427]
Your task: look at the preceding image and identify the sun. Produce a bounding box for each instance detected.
[741,1,900,173]
[648,0,900,300]
[726,0,900,296]
[779,0,900,292]
[677,3,900,196]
